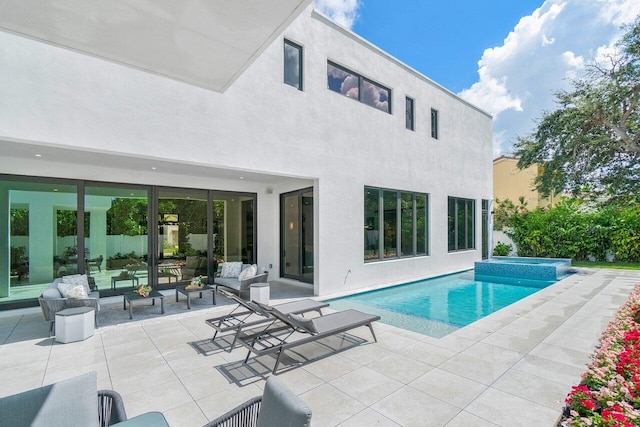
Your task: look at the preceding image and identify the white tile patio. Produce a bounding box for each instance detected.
[1,267,639,426]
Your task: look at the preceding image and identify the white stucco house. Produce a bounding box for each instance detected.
[0,1,492,309]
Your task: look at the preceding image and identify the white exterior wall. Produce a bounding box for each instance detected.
[0,7,492,296]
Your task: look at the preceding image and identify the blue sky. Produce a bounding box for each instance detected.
[314,0,640,156]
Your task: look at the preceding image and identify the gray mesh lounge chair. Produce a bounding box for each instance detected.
[205,289,328,351]
[238,303,380,374]
[203,375,311,427]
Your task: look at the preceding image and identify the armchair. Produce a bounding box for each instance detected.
[204,376,311,427]
[181,256,208,280]
[38,277,100,335]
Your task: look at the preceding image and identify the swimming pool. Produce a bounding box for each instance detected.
[327,270,556,338]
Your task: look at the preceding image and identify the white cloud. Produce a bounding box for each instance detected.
[313,0,361,29]
[458,0,640,156]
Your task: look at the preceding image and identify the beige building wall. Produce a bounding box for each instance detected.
[493,156,549,207]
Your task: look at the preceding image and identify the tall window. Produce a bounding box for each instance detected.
[448,196,475,251]
[327,61,391,113]
[364,187,429,261]
[431,108,439,139]
[284,39,303,90]
[406,97,415,131]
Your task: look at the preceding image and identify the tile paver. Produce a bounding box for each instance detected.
[0,268,639,426]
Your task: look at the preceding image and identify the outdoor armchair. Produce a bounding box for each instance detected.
[38,276,100,335]
[203,375,312,427]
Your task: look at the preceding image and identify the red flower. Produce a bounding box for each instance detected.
[580,399,595,411]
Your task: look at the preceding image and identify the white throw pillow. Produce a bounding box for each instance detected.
[58,281,89,299]
[62,274,90,294]
[238,265,257,281]
[221,262,243,278]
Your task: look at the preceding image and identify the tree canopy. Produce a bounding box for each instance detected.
[514,18,640,201]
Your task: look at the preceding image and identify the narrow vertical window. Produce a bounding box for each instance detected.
[284,39,303,90]
[364,188,380,260]
[431,108,439,139]
[406,97,415,131]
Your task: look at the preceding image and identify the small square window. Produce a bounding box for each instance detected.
[406,97,415,131]
[284,40,303,90]
[431,108,439,139]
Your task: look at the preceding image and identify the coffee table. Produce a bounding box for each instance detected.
[123,290,164,319]
[175,284,216,309]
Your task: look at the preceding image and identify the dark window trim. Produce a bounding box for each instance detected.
[448,196,475,252]
[327,60,392,114]
[431,108,439,139]
[406,96,415,131]
[284,39,303,91]
[364,186,429,262]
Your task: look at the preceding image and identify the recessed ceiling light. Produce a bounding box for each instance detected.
[240,176,244,180]
[35,154,42,157]
[53,188,58,192]
[151,167,157,170]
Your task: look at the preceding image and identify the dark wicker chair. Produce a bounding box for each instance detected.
[203,376,311,427]
[98,389,127,426]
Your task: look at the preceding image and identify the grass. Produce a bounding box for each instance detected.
[572,261,640,270]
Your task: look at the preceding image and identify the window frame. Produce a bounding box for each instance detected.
[364,186,429,262]
[327,61,392,114]
[283,39,303,91]
[406,96,415,131]
[431,108,439,139]
[447,196,475,252]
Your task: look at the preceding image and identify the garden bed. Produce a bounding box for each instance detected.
[558,283,640,426]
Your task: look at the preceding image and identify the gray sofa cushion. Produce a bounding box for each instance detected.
[42,287,62,299]
[0,372,98,427]
[214,277,242,291]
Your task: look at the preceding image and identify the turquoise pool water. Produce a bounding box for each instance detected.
[327,270,556,338]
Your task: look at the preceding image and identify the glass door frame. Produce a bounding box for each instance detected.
[280,187,313,284]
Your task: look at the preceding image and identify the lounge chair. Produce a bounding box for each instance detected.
[205,289,328,351]
[238,303,380,374]
[203,375,311,427]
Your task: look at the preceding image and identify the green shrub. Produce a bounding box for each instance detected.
[493,242,512,256]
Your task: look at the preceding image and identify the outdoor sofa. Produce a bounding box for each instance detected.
[213,263,269,298]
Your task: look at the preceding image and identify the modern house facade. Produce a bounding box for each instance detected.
[0,4,492,309]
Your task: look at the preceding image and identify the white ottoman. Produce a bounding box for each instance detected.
[250,282,270,304]
[55,307,95,343]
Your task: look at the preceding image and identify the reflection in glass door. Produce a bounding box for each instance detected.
[157,189,208,287]
[280,188,313,283]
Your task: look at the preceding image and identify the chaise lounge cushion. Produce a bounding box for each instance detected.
[0,372,98,427]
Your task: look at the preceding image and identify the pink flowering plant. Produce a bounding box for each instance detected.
[561,284,640,426]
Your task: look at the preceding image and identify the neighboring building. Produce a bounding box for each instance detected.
[0,4,493,309]
[493,155,551,208]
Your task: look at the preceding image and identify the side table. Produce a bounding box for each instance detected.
[123,290,164,319]
[175,284,216,309]
[55,307,95,343]
[250,282,270,304]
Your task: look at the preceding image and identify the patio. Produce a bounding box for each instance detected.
[1,268,639,426]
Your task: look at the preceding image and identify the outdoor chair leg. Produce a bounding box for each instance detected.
[273,348,284,374]
[368,324,377,342]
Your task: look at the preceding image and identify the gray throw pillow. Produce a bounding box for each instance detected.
[42,287,62,299]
